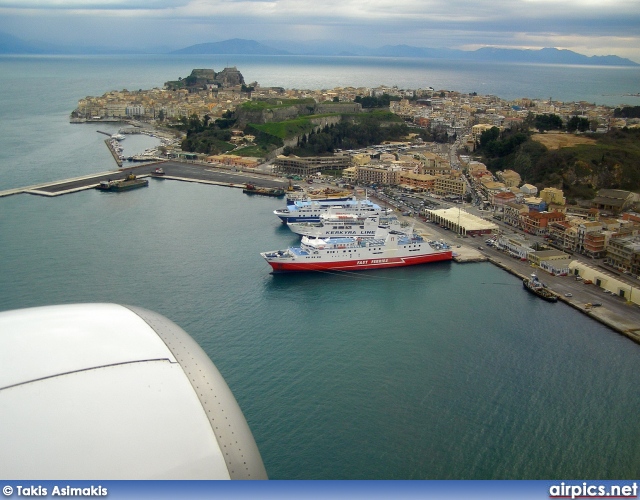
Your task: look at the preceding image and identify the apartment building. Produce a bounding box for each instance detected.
[273,155,352,176]
[576,221,605,257]
[503,202,528,228]
[397,172,436,191]
[356,165,401,186]
[606,236,640,275]
[496,169,521,188]
[491,190,516,207]
[540,187,566,206]
[434,176,466,197]
[520,184,538,196]
[521,211,565,235]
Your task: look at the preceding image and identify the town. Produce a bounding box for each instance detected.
[68,67,640,330]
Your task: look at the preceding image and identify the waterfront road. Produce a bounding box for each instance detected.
[413,217,640,343]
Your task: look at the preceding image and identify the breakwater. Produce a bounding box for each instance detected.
[0,161,284,198]
[104,138,123,167]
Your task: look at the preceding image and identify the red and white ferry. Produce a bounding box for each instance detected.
[261,227,452,273]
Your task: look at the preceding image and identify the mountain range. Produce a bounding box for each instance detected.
[1,33,637,66]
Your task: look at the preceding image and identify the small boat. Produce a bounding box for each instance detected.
[243,184,285,197]
[522,273,558,302]
[96,173,148,192]
[151,167,165,177]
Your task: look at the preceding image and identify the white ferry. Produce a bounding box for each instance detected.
[261,227,452,273]
[274,198,384,224]
[287,213,408,239]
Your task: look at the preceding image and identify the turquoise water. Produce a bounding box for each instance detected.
[0,55,639,479]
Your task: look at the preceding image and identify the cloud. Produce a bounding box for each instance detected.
[0,0,187,8]
[0,0,638,61]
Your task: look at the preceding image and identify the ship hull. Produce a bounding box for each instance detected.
[522,280,558,302]
[265,251,452,273]
[243,188,285,197]
[96,179,148,192]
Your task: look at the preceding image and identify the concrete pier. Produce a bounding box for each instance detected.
[104,138,123,167]
[395,211,640,346]
[0,161,284,198]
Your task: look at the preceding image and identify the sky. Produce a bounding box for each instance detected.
[0,0,639,62]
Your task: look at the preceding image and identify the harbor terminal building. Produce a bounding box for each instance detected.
[426,208,498,237]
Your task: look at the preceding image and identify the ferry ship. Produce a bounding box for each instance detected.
[261,228,452,273]
[287,213,407,239]
[274,198,384,224]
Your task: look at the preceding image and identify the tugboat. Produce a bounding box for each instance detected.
[242,184,285,197]
[96,173,148,192]
[523,273,558,302]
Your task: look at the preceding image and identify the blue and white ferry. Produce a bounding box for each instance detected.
[274,198,386,224]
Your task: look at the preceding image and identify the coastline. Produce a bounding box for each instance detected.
[3,156,638,346]
[370,195,640,346]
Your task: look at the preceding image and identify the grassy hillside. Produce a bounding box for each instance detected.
[249,116,319,140]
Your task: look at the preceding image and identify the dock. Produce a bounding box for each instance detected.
[105,138,123,167]
[3,170,640,345]
[401,212,640,346]
[0,161,282,198]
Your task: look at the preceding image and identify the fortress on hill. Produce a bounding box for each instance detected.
[164,67,247,90]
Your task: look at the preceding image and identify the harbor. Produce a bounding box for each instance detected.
[2,159,640,343]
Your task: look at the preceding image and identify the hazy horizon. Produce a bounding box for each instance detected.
[0,0,638,63]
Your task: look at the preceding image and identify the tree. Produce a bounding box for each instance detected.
[534,114,563,132]
[513,150,533,182]
[567,116,589,132]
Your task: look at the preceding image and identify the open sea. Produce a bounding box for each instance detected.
[0,54,639,480]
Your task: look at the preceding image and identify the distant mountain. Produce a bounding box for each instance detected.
[261,40,638,66]
[0,32,48,54]
[0,31,145,55]
[367,45,638,66]
[470,47,638,66]
[172,39,289,55]
[1,31,637,66]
